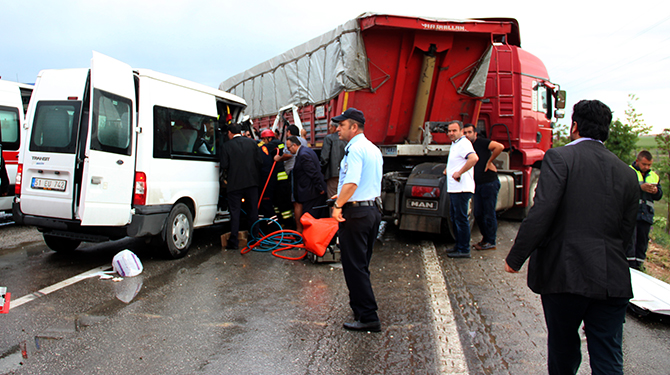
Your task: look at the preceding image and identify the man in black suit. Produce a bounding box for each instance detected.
[504,100,639,375]
[220,123,263,249]
[286,136,327,224]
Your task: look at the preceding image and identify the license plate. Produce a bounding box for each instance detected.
[406,199,438,211]
[31,177,67,192]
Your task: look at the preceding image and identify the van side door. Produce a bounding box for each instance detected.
[78,52,137,226]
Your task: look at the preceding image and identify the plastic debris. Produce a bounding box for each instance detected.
[112,250,143,277]
[630,268,670,316]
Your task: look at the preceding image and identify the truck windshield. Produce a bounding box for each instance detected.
[0,105,20,151]
[30,101,81,154]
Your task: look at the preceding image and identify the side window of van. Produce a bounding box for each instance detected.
[0,105,20,151]
[29,101,81,154]
[153,106,217,159]
[90,89,132,155]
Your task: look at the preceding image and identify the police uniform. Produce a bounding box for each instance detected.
[336,131,383,325]
[627,162,663,269]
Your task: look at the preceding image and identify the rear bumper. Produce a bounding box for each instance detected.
[13,201,169,241]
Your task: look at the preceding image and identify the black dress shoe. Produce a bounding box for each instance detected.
[343,320,381,332]
[225,243,238,250]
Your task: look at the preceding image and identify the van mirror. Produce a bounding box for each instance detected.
[556,90,566,109]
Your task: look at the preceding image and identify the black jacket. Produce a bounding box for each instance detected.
[505,140,639,299]
[219,135,263,192]
[293,145,326,203]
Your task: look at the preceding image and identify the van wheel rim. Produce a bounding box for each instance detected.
[172,213,190,250]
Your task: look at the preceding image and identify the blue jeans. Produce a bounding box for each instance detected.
[474,179,500,244]
[449,192,473,253]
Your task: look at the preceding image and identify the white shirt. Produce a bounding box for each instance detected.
[446,136,476,193]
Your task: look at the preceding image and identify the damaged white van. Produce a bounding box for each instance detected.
[0,79,33,214]
[13,52,246,258]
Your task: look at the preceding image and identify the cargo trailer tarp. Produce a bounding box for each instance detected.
[220,13,499,119]
[219,18,368,119]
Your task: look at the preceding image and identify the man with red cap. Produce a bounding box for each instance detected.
[258,128,282,218]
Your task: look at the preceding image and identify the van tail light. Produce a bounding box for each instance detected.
[15,164,23,196]
[411,186,440,198]
[133,172,146,206]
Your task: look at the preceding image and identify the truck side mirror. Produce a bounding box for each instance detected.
[556,90,566,109]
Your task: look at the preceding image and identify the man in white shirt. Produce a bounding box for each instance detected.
[444,120,478,258]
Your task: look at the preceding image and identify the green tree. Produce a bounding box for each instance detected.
[604,94,652,164]
[655,129,670,233]
[552,122,571,148]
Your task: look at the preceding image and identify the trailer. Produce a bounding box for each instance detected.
[220,13,565,236]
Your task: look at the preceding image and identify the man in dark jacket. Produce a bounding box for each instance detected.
[220,123,263,249]
[627,150,663,269]
[320,121,346,198]
[286,136,327,228]
[504,100,639,375]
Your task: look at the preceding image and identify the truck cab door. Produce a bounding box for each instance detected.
[78,52,136,226]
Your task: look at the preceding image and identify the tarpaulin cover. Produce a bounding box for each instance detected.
[219,17,369,119]
[300,213,339,257]
[461,45,492,97]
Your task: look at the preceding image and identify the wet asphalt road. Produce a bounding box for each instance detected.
[1,220,669,374]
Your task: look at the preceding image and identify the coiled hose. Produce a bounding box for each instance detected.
[241,217,309,260]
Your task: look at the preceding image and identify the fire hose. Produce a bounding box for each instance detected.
[241,217,309,260]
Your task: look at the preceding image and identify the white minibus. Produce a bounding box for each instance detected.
[0,79,33,214]
[14,52,246,258]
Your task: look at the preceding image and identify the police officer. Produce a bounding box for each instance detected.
[331,108,383,332]
[628,150,663,269]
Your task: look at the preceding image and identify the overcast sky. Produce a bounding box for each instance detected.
[2,0,668,133]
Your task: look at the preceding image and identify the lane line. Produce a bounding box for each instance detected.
[9,266,111,310]
[420,240,469,374]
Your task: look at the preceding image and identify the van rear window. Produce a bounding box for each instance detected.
[30,101,81,154]
[90,89,132,155]
[0,105,20,151]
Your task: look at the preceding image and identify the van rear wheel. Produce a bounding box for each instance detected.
[43,234,81,253]
[162,203,193,259]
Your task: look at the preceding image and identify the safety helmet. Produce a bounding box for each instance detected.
[260,129,275,138]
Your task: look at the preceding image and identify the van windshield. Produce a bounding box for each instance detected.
[0,105,20,151]
[30,101,81,154]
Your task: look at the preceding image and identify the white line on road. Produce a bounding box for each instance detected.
[420,241,469,375]
[9,266,111,310]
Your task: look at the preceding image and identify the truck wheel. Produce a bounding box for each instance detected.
[522,168,541,217]
[162,203,193,259]
[43,234,81,253]
[503,167,540,220]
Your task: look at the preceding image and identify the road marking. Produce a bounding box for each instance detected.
[420,241,469,374]
[9,266,111,310]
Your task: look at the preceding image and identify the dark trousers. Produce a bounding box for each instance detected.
[474,179,500,244]
[541,293,629,375]
[627,220,651,268]
[300,194,326,220]
[449,192,473,253]
[227,186,259,247]
[339,205,381,323]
